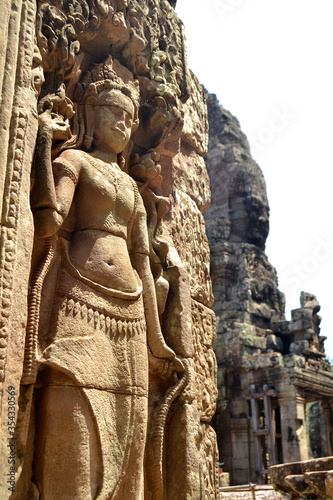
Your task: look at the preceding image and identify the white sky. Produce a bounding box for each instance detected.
[175,0,333,358]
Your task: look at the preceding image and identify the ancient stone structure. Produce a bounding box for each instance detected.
[0,2,218,498]
[271,457,333,499]
[204,93,333,486]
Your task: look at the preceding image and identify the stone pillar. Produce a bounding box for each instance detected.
[278,387,309,463]
[230,417,253,484]
[322,400,333,456]
[0,0,40,496]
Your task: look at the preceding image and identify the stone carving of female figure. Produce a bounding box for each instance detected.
[26,56,179,499]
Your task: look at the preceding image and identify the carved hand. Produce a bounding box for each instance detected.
[38,86,74,142]
[148,348,185,379]
[38,107,72,142]
[129,149,163,189]
[38,109,72,141]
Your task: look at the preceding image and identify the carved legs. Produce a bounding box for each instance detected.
[34,385,102,499]
[33,381,147,499]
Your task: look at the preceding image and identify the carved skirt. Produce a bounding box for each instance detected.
[34,254,148,499]
[41,264,148,396]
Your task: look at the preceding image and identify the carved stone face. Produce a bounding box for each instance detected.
[92,89,135,155]
[229,193,269,248]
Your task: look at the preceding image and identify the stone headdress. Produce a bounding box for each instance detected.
[74,55,140,125]
[62,56,140,152]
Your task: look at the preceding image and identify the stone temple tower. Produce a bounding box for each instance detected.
[204,92,333,485]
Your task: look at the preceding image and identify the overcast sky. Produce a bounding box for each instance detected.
[175,0,333,357]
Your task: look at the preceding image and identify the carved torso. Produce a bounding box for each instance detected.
[54,149,148,292]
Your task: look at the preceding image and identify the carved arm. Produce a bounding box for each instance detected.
[32,95,75,238]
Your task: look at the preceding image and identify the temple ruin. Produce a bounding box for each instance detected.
[204,92,333,492]
[0,0,333,498]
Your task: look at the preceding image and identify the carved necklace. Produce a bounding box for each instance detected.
[84,152,139,231]
[86,154,122,192]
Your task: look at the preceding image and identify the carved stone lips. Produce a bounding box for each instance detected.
[111,128,126,138]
